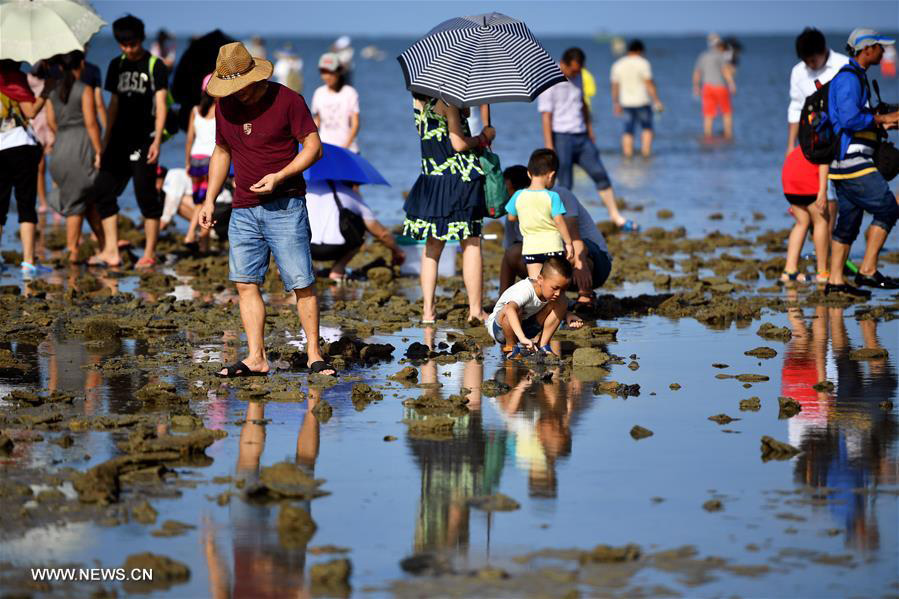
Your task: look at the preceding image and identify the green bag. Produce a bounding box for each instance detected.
[480,149,508,219]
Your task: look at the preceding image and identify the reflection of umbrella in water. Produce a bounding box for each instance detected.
[0,0,105,64]
[397,12,565,123]
[172,29,234,131]
[305,143,389,186]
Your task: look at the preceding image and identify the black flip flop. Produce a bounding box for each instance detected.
[216,360,269,378]
[309,361,338,377]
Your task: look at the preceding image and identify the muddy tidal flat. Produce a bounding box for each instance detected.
[0,216,898,599]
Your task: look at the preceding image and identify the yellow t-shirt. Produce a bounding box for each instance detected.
[505,189,567,255]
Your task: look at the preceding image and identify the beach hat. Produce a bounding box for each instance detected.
[847,28,896,53]
[205,42,273,98]
[334,35,351,50]
[318,52,341,72]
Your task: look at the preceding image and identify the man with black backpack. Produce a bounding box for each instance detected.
[824,28,899,297]
[89,15,169,268]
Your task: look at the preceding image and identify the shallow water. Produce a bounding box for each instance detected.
[1,32,898,599]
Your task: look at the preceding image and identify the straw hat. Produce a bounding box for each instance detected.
[205,42,273,98]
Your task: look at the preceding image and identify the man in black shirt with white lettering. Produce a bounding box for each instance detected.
[89,15,168,268]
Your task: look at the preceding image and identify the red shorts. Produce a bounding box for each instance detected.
[702,84,732,117]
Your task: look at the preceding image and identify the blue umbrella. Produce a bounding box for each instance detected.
[305,143,390,186]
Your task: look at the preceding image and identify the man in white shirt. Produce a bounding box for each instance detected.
[610,39,664,158]
[786,27,849,155]
[537,47,639,232]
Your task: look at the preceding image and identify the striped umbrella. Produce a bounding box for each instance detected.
[397,12,566,109]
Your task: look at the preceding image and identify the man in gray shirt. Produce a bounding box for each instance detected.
[692,36,737,138]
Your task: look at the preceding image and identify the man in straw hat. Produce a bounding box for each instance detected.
[199,42,334,377]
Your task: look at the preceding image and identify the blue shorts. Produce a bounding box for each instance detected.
[228,196,315,292]
[492,314,542,345]
[832,172,898,245]
[552,132,612,192]
[622,106,653,135]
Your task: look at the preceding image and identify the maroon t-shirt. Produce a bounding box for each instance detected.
[215,82,317,209]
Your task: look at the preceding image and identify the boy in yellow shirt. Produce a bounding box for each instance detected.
[505,149,574,279]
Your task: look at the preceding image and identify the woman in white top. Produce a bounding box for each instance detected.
[311,53,360,152]
[0,59,52,275]
[183,74,216,252]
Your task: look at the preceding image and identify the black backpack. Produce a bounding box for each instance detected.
[327,181,366,249]
[798,64,866,165]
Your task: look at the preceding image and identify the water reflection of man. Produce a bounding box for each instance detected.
[203,397,321,598]
[790,303,897,553]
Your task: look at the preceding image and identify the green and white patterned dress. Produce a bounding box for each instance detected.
[403,99,486,241]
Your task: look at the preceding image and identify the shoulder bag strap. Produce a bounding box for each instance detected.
[327,180,344,210]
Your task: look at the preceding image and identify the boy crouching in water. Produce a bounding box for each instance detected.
[485,256,583,360]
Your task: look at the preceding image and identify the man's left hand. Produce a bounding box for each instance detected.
[146,141,161,164]
[250,172,282,194]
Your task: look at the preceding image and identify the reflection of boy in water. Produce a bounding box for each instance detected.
[203,398,321,598]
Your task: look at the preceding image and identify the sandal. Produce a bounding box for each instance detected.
[780,270,808,283]
[619,219,641,233]
[216,360,269,378]
[503,346,524,361]
[816,271,830,284]
[136,256,156,269]
[539,344,556,356]
[309,360,337,377]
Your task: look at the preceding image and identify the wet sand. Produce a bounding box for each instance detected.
[1,208,897,598]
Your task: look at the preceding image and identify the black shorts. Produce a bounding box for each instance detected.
[523,251,565,264]
[310,242,358,262]
[583,239,612,288]
[785,193,816,207]
[92,142,163,220]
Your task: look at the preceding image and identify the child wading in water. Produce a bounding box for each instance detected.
[485,256,583,360]
[505,149,574,279]
[781,145,830,282]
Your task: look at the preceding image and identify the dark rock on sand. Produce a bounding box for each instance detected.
[745,347,777,359]
[708,414,738,425]
[405,342,433,361]
[579,543,641,564]
[350,383,383,411]
[481,379,511,397]
[735,374,769,382]
[812,380,835,392]
[245,462,328,501]
[404,416,455,440]
[122,553,189,592]
[0,434,14,455]
[849,347,889,360]
[310,558,352,598]
[132,500,158,524]
[669,383,681,390]
[760,436,801,462]
[630,425,653,440]
[778,396,802,419]
[739,397,761,411]
[757,323,792,341]
[572,347,610,367]
[389,366,418,383]
[278,504,317,548]
[150,519,196,537]
[468,493,521,512]
[135,382,183,403]
[312,399,333,423]
[702,499,723,512]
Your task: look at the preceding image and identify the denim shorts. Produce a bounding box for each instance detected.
[832,172,899,245]
[552,132,612,192]
[622,106,653,135]
[492,314,542,345]
[228,196,315,292]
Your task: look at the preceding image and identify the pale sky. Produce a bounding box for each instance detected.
[91,0,899,37]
